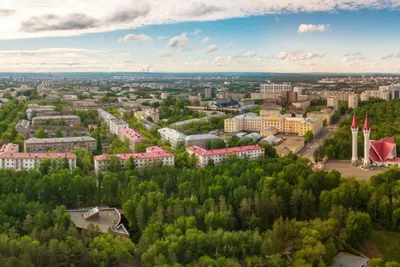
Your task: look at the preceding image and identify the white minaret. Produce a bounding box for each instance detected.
[351,113,359,166]
[363,113,371,169]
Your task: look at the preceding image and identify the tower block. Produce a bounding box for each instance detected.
[363,113,371,169]
[351,113,359,166]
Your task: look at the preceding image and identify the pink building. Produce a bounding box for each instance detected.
[0,143,76,171]
[187,145,264,168]
[94,146,174,173]
[120,127,145,151]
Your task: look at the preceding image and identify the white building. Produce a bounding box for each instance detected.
[187,145,264,168]
[94,146,174,174]
[0,143,76,171]
[261,82,292,94]
[327,96,339,111]
[158,128,186,149]
[348,94,358,109]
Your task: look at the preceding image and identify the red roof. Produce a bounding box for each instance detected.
[351,113,358,129]
[0,152,76,160]
[94,146,173,161]
[121,128,144,142]
[363,113,371,131]
[370,137,396,162]
[187,145,264,156]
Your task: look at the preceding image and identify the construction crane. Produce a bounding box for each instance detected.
[147,64,153,72]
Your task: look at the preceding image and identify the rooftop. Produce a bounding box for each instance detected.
[0,143,76,160]
[33,115,80,120]
[121,127,144,142]
[68,206,129,237]
[187,145,263,157]
[94,146,173,161]
[25,136,96,144]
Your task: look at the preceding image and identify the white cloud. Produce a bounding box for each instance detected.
[118,33,152,43]
[204,44,218,53]
[298,24,329,33]
[231,51,257,59]
[1,0,399,39]
[158,50,173,57]
[201,37,210,43]
[225,43,233,48]
[343,52,365,62]
[193,29,202,36]
[157,36,169,40]
[168,33,189,51]
[275,51,324,62]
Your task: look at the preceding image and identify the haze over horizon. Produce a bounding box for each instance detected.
[1,0,400,73]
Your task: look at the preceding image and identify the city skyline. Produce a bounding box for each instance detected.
[1,0,400,73]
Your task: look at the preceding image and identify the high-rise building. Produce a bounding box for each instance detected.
[348,94,358,109]
[327,96,339,111]
[200,87,216,99]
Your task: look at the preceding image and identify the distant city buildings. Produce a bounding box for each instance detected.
[187,145,264,168]
[260,82,292,94]
[94,146,174,173]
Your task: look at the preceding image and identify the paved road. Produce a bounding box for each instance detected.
[298,115,348,162]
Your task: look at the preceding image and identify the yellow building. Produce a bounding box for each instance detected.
[309,108,335,125]
[224,114,323,137]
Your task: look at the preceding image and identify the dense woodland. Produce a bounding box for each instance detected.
[0,99,400,265]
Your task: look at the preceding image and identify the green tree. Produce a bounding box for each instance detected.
[34,128,48,138]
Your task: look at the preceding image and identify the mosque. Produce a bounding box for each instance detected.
[351,113,400,168]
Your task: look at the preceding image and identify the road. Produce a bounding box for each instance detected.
[298,115,348,162]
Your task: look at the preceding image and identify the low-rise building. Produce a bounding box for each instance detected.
[275,137,305,157]
[0,143,76,171]
[15,119,31,138]
[32,115,81,126]
[94,146,174,173]
[158,127,186,149]
[308,108,335,125]
[187,145,264,168]
[68,207,129,238]
[135,108,160,122]
[26,104,55,120]
[120,128,145,151]
[73,100,99,108]
[24,136,96,152]
[185,133,221,148]
[259,104,282,116]
[224,113,323,137]
[292,100,310,110]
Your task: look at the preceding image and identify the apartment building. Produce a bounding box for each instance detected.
[120,127,145,151]
[32,115,81,126]
[26,104,55,120]
[259,104,282,116]
[0,143,76,171]
[24,136,96,153]
[348,94,359,109]
[135,108,160,122]
[94,146,174,174]
[261,82,292,94]
[187,145,264,168]
[327,96,339,111]
[224,114,323,137]
[158,127,221,149]
[308,108,335,125]
[98,109,129,136]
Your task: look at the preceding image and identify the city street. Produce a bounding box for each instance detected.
[298,115,347,162]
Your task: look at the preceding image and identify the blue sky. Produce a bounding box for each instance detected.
[1,0,400,72]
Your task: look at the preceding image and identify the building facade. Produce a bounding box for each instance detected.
[348,94,358,109]
[0,143,76,171]
[24,136,96,152]
[261,82,292,94]
[224,114,323,137]
[187,145,264,168]
[94,146,174,173]
[32,115,81,126]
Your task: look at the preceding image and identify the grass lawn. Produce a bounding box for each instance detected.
[359,229,400,261]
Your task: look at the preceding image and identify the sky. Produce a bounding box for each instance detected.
[1,0,400,73]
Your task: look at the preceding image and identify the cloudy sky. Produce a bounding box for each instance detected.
[1,0,400,73]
